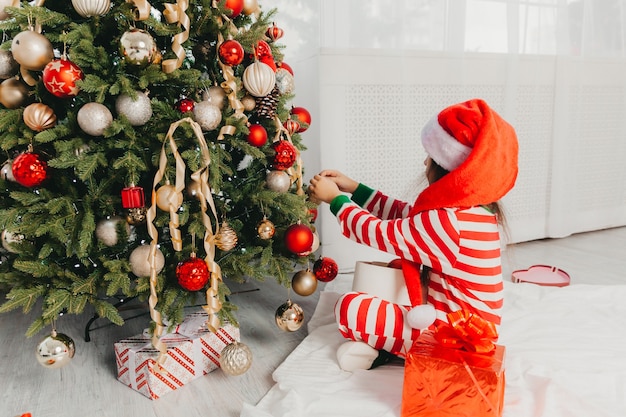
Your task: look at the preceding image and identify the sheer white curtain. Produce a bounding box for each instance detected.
[265,0,626,270]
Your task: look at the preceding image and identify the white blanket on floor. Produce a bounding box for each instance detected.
[241,276,626,417]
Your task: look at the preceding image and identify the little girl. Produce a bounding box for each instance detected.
[308,99,518,371]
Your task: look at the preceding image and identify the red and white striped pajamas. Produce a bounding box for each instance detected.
[332,187,504,357]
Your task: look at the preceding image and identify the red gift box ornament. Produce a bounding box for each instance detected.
[434,310,498,354]
[121,185,146,209]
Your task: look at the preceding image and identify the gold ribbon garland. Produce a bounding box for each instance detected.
[126,0,151,20]
[147,117,224,368]
[162,0,190,74]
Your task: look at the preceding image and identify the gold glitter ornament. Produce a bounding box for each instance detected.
[216,221,238,251]
[220,341,253,376]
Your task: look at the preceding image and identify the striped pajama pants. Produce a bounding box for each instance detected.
[334,291,422,358]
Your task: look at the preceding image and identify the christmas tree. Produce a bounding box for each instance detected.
[0,0,320,344]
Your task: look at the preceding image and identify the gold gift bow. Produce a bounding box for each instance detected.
[146,117,223,368]
[162,0,190,74]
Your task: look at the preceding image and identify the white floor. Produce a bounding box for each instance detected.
[1,226,625,417]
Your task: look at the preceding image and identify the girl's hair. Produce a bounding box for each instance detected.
[428,159,507,228]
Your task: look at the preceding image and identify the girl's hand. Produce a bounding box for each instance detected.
[317,170,359,194]
[308,174,342,204]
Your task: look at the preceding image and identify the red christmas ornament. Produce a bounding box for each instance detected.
[175,98,196,113]
[272,140,298,170]
[284,119,300,135]
[284,222,314,255]
[218,39,245,66]
[247,124,268,147]
[176,255,210,291]
[290,106,311,132]
[121,186,145,209]
[313,257,339,283]
[224,0,244,17]
[266,23,284,42]
[42,58,84,98]
[308,207,318,223]
[12,151,48,187]
[255,40,273,60]
[278,62,293,76]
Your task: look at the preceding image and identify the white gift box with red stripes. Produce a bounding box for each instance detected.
[114,311,239,399]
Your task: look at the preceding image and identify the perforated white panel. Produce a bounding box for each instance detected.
[318,51,626,270]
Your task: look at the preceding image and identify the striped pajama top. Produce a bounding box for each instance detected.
[329,184,504,328]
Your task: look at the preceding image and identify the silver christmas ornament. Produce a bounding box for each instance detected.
[275,68,294,95]
[115,92,152,126]
[266,170,291,193]
[35,330,75,369]
[77,103,113,136]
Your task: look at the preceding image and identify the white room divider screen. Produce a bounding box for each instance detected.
[316,49,626,271]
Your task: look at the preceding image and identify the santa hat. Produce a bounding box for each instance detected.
[411,98,518,215]
[402,99,519,311]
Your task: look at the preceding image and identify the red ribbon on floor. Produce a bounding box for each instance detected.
[434,310,498,354]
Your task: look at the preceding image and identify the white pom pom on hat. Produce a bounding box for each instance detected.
[406,304,437,330]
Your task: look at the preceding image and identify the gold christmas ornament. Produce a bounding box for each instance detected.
[11,30,54,71]
[216,222,238,251]
[129,244,165,277]
[95,216,131,246]
[71,0,111,17]
[23,102,56,132]
[266,170,291,193]
[203,85,226,109]
[35,330,75,369]
[115,91,152,126]
[242,61,276,98]
[257,217,275,240]
[220,341,253,376]
[155,183,183,211]
[242,0,259,16]
[275,300,304,332]
[0,50,18,79]
[126,207,147,225]
[241,94,256,112]
[291,269,318,296]
[0,0,18,21]
[120,28,157,67]
[193,100,222,131]
[0,77,29,109]
[77,102,113,136]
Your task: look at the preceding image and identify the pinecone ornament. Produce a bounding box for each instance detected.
[254,86,280,119]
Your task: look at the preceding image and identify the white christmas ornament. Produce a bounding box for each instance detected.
[193,100,222,131]
[95,216,131,246]
[71,0,110,17]
[77,103,113,136]
[129,245,165,277]
[406,304,437,330]
[115,92,152,126]
[242,61,275,97]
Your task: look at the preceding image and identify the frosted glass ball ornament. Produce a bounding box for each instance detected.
[115,91,152,126]
[129,244,165,277]
[77,103,113,136]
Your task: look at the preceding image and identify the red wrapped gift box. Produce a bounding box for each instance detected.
[401,330,505,417]
[114,311,239,399]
